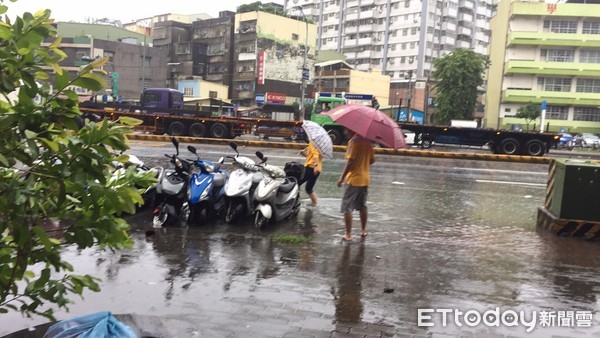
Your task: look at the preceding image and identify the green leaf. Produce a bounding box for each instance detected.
[0,153,8,166]
[24,129,38,139]
[72,74,105,91]
[54,68,69,89]
[118,116,143,126]
[0,25,11,39]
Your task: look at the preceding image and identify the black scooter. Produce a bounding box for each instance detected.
[152,138,192,227]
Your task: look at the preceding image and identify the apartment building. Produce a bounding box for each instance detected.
[486,0,600,133]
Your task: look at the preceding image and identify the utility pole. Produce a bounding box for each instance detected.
[294,6,309,119]
[406,70,413,122]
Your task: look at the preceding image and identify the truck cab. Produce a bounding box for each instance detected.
[140,88,184,111]
[310,94,347,144]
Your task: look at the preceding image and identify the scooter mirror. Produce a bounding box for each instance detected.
[187,145,197,155]
[171,137,179,155]
[255,151,267,163]
[218,157,225,164]
[229,142,238,152]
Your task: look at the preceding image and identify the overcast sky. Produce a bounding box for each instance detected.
[6,0,284,23]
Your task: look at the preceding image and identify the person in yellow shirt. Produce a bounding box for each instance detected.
[299,141,323,206]
[337,128,375,241]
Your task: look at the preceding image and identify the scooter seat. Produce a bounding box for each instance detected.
[278,177,296,194]
[213,172,226,187]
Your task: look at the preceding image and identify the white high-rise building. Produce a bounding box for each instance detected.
[284,0,495,83]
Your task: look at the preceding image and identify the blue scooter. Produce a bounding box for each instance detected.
[186,145,228,225]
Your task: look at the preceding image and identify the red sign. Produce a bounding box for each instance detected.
[257,51,265,85]
[547,3,557,14]
[266,92,286,104]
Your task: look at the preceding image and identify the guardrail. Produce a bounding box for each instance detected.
[127,134,552,164]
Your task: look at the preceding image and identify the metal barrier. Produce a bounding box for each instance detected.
[127,134,552,164]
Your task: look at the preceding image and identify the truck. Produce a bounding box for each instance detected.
[80,88,302,140]
[310,93,561,156]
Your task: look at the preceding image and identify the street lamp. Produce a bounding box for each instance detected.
[292,6,309,119]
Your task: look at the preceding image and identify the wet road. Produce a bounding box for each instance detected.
[3,141,600,337]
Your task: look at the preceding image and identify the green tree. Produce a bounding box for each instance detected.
[515,102,541,130]
[432,49,489,124]
[0,5,154,320]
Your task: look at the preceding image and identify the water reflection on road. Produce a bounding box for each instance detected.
[3,155,600,337]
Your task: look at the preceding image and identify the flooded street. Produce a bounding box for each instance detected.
[3,144,600,337]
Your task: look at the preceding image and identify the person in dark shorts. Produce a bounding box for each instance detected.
[299,141,323,206]
[337,128,375,241]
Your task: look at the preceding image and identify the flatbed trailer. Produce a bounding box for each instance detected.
[79,103,303,140]
[398,122,560,156]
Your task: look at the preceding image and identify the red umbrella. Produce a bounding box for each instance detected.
[322,104,408,149]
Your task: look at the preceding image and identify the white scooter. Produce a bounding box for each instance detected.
[253,151,301,229]
[223,142,264,223]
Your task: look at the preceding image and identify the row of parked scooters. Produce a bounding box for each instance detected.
[139,138,303,229]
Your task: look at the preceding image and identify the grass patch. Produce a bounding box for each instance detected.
[271,234,313,244]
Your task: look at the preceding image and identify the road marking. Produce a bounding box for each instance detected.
[454,167,546,175]
[392,181,405,185]
[475,179,546,187]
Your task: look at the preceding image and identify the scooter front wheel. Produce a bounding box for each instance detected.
[254,211,268,230]
[153,203,169,228]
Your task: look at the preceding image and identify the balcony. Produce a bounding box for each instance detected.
[456,40,471,48]
[345,10,374,21]
[358,24,376,33]
[502,89,600,106]
[458,12,473,22]
[508,31,600,48]
[459,0,475,10]
[457,26,473,36]
[316,69,351,77]
[346,0,358,7]
[235,72,256,80]
[442,22,457,31]
[504,60,600,77]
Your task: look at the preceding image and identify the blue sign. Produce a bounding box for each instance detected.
[411,111,424,124]
[255,94,265,103]
[541,100,547,110]
[397,109,408,121]
[302,68,309,81]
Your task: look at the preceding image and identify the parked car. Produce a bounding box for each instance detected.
[572,133,600,148]
[557,132,574,150]
[402,129,416,145]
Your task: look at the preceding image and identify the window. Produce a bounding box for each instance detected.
[582,21,600,34]
[576,78,600,93]
[541,49,574,62]
[183,87,194,96]
[543,20,577,34]
[176,43,190,55]
[580,49,600,63]
[209,91,218,99]
[574,107,600,121]
[403,28,408,36]
[292,33,299,40]
[538,77,571,92]
[545,105,568,120]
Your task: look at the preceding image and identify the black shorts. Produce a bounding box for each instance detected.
[299,166,320,194]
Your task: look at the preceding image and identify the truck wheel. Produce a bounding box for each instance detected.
[524,139,545,156]
[168,122,186,136]
[189,123,206,137]
[499,138,520,155]
[328,129,343,145]
[210,123,230,139]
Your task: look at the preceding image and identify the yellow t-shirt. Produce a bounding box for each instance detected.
[345,136,374,187]
[304,142,323,169]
